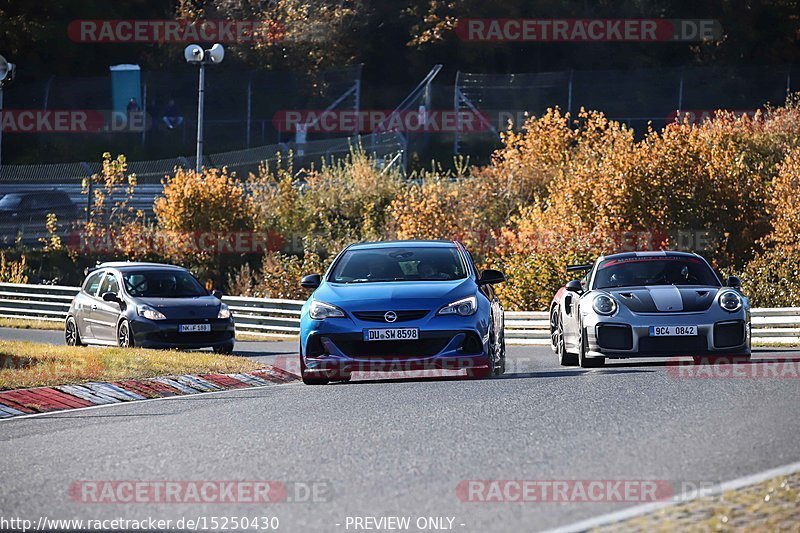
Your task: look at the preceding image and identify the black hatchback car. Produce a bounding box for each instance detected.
[65,262,235,353]
[0,190,79,229]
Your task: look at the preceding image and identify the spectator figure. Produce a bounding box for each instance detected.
[125,97,141,131]
[126,97,140,116]
[162,99,184,129]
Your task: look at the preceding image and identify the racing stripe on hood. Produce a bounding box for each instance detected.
[648,286,684,312]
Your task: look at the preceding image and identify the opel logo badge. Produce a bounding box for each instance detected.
[384,311,398,323]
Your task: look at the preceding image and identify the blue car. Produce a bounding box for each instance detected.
[298,240,507,385]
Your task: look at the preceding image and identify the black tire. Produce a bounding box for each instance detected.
[213,342,235,355]
[299,353,329,385]
[552,306,577,366]
[485,325,505,377]
[302,374,330,385]
[117,319,133,348]
[65,316,83,346]
[496,334,506,376]
[578,324,604,368]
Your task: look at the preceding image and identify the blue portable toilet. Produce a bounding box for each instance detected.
[109,64,141,129]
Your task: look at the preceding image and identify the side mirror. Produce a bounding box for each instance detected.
[300,274,321,289]
[565,280,583,293]
[212,289,223,299]
[726,275,742,289]
[478,269,506,285]
[101,291,120,303]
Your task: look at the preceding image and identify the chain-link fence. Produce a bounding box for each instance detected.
[454,65,798,152]
[0,131,406,246]
[2,66,362,165]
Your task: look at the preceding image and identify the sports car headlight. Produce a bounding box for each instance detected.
[137,305,166,321]
[592,294,618,316]
[719,290,743,312]
[217,303,231,319]
[437,296,477,316]
[309,300,346,320]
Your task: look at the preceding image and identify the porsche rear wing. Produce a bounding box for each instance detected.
[566,263,593,273]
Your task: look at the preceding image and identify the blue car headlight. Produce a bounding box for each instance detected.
[309,300,346,320]
[437,296,477,317]
[217,303,231,319]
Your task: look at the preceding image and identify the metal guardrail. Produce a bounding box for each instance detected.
[0,282,301,340]
[0,282,798,346]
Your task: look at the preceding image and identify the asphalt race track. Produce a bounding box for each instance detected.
[1,327,799,532]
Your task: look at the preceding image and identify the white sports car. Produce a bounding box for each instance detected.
[550,251,751,367]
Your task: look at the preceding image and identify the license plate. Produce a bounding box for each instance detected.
[364,328,419,341]
[179,324,211,333]
[649,325,697,336]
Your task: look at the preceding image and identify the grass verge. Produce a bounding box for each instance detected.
[0,340,262,391]
[594,470,800,532]
[0,317,63,330]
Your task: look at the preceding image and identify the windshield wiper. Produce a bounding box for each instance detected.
[342,277,406,284]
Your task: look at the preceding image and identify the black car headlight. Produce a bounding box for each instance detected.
[217,303,231,319]
[309,301,346,320]
[437,296,477,317]
[719,290,743,312]
[592,294,618,316]
[137,304,166,320]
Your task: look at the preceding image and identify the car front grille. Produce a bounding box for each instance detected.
[351,310,430,322]
[316,332,455,358]
[638,335,708,355]
[596,324,633,350]
[157,330,234,343]
[714,320,746,348]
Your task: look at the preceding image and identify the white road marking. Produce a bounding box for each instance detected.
[544,459,800,533]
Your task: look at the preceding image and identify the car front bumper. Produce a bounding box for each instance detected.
[300,313,492,376]
[130,317,235,349]
[583,312,751,358]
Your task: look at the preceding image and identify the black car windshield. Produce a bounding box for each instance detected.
[330,246,467,283]
[122,270,208,297]
[594,257,720,289]
[0,194,22,209]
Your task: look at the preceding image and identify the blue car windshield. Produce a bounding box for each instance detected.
[123,270,208,297]
[330,247,468,283]
[595,257,720,289]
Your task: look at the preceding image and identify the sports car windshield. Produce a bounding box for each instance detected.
[330,247,467,283]
[0,194,22,209]
[595,257,720,289]
[123,270,208,297]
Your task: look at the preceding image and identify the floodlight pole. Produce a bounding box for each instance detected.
[195,62,205,172]
[0,87,4,170]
